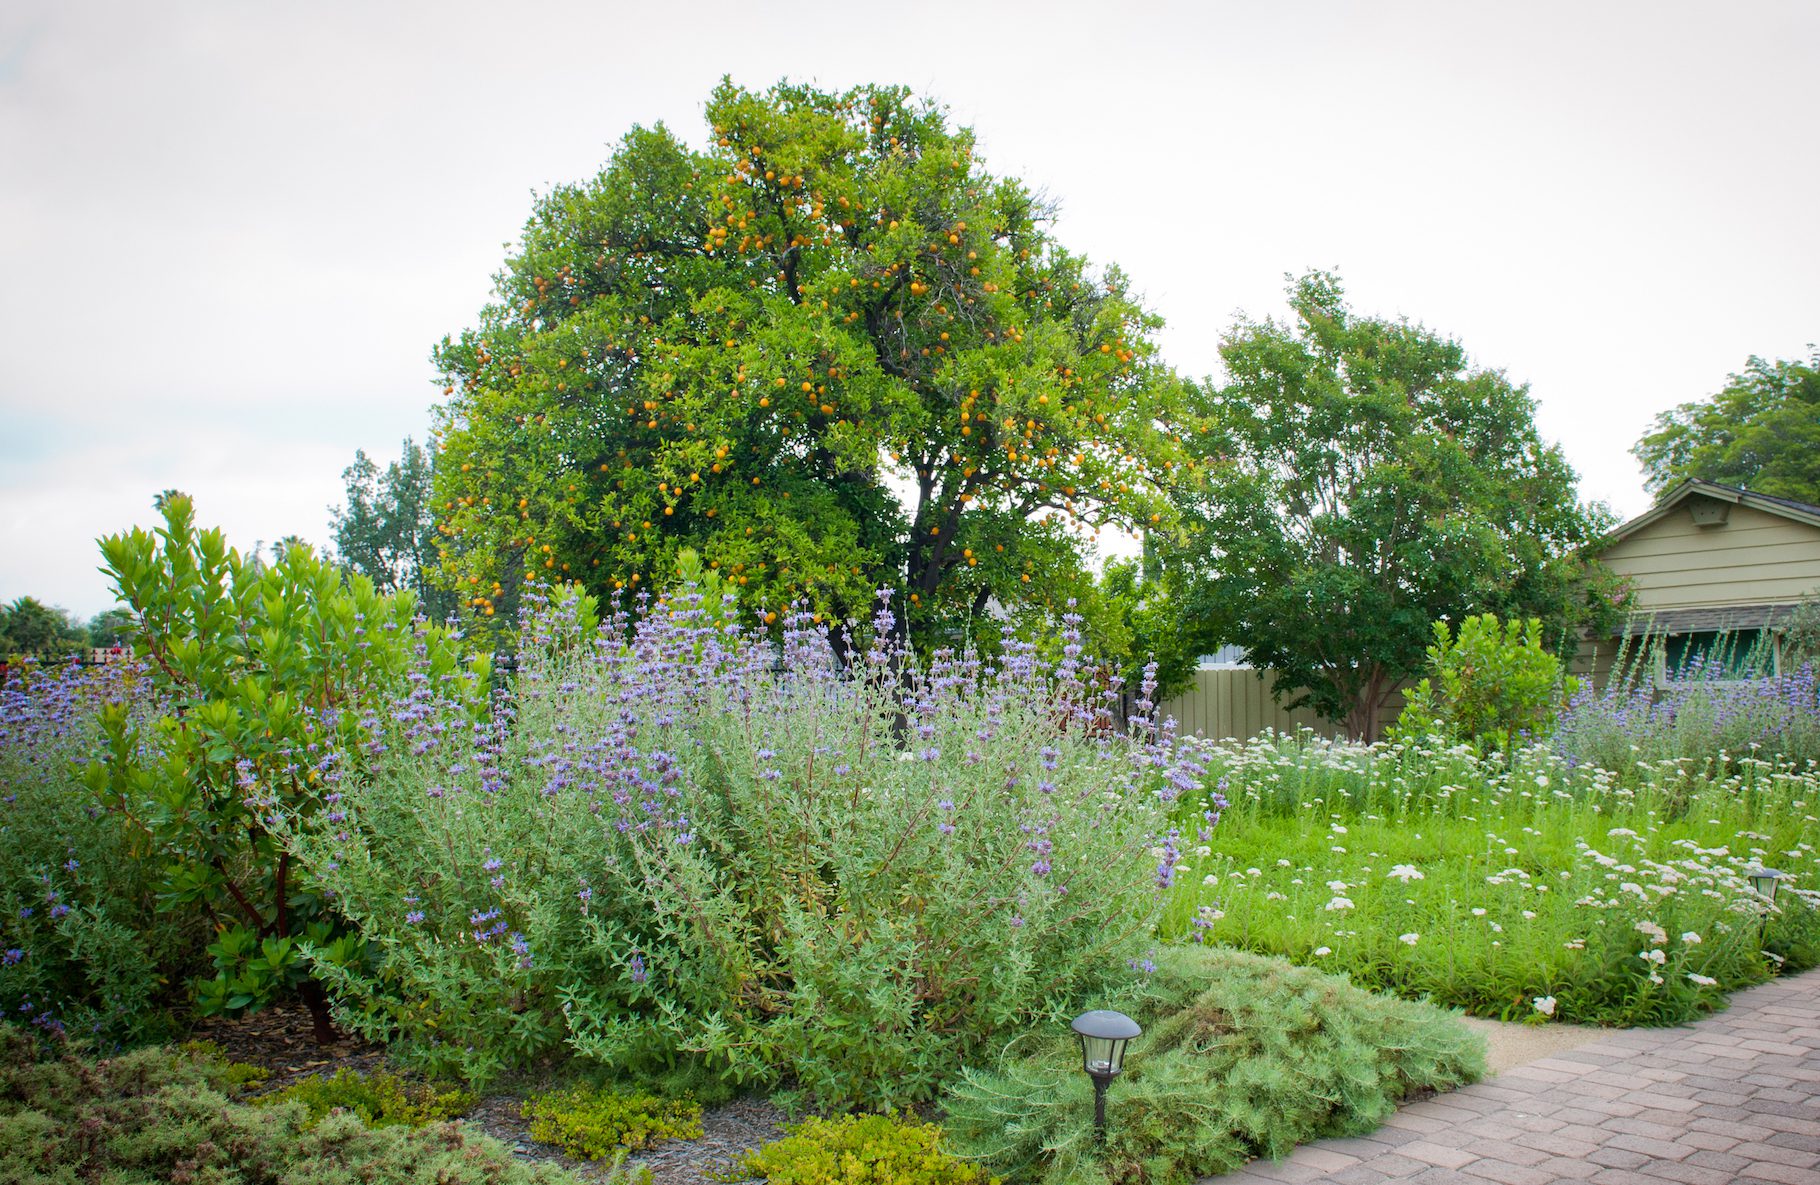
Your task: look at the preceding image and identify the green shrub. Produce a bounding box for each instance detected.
[1,663,207,1048]
[177,1039,271,1089]
[86,495,488,1036]
[941,946,1484,1184]
[1393,613,1575,751]
[521,1083,702,1157]
[261,1066,476,1129]
[731,1113,990,1185]
[288,591,1200,1105]
[0,1032,583,1185]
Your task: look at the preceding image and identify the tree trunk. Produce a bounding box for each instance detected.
[299,979,338,1046]
[1345,666,1391,742]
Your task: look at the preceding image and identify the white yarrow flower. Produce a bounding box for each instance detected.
[1399,932,1420,946]
[1533,995,1557,1016]
[1388,864,1424,882]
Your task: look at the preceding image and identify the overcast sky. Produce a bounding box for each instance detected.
[3,1,1816,618]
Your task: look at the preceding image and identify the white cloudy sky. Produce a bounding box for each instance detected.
[3,1,1816,618]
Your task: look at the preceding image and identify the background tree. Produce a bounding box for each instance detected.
[1168,273,1621,739]
[87,607,137,648]
[430,79,1199,650]
[330,437,453,621]
[0,596,87,660]
[1633,347,1820,505]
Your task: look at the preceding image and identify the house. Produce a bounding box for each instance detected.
[1587,479,1820,681]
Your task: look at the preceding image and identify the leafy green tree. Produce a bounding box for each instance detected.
[1634,348,1820,504]
[87,607,137,648]
[430,79,1199,650]
[0,596,86,660]
[87,495,487,1041]
[1170,273,1620,739]
[331,437,454,622]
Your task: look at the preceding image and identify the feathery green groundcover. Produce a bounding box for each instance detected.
[0,1033,580,1185]
[942,947,1484,1185]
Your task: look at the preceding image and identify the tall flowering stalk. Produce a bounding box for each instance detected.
[287,589,1205,1105]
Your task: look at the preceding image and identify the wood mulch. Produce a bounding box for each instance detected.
[184,1004,788,1184]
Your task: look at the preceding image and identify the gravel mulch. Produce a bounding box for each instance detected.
[464,1093,790,1184]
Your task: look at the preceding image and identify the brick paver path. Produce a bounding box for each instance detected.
[1204,969,1820,1185]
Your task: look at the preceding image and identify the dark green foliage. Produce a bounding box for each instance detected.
[260,1067,477,1129]
[0,596,86,660]
[730,1113,990,1185]
[332,437,456,622]
[1168,272,1620,739]
[941,947,1485,1184]
[0,1033,583,1185]
[431,77,1200,655]
[520,1083,703,1158]
[1633,347,1820,504]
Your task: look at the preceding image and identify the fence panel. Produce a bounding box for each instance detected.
[1158,669,1341,741]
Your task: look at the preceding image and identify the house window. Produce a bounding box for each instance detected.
[1659,629,1778,683]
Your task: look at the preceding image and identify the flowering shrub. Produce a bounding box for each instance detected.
[1552,650,1820,773]
[1161,731,1820,1025]
[0,662,206,1047]
[286,590,1203,1106]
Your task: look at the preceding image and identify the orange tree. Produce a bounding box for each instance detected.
[429,79,1202,650]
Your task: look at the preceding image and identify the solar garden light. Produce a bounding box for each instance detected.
[1746,866,1783,902]
[1072,1009,1141,1143]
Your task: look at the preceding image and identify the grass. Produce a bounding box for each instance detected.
[1160,732,1820,1026]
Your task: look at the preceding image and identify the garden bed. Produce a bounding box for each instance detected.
[1161,732,1820,1025]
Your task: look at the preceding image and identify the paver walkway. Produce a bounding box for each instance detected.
[1204,969,1820,1185]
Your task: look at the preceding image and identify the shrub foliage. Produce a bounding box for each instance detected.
[942,946,1483,1184]
[286,590,1204,1105]
[1393,613,1577,751]
[0,1034,581,1185]
[0,662,206,1047]
[732,1113,990,1185]
[87,496,487,1037]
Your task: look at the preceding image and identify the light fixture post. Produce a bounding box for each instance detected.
[1072,1009,1141,1147]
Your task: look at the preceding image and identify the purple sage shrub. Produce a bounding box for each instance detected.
[287,589,1207,1106]
[1554,654,1820,776]
[0,661,206,1047]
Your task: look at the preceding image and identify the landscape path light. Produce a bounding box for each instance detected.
[1072,1009,1141,1144]
[1746,866,1783,902]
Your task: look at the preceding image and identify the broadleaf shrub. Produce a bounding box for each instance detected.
[941,946,1484,1185]
[1392,614,1576,751]
[86,495,488,1036]
[0,662,206,1048]
[287,590,1208,1105]
[521,1083,702,1157]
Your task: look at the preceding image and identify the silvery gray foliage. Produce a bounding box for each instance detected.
[286,587,1208,1106]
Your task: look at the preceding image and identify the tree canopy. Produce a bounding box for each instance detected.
[429,79,1200,650]
[1633,348,1820,506]
[0,597,87,661]
[331,437,453,622]
[1167,273,1620,738]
